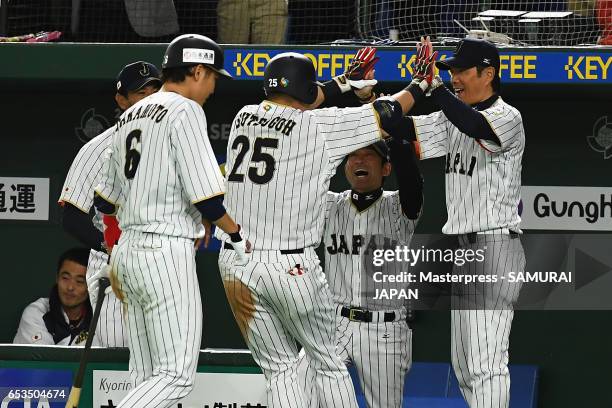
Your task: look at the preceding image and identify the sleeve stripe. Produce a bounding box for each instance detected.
[191,191,225,205]
[476,139,495,153]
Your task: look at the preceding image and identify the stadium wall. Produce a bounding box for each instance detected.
[1,43,611,407]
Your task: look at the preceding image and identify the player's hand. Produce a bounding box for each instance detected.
[353,69,377,103]
[332,47,379,98]
[87,264,113,306]
[195,219,213,249]
[346,46,379,83]
[426,75,444,96]
[226,225,252,266]
[412,36,438,92]
[230,239,252,266]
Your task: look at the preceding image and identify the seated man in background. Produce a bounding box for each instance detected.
[14,248,92,346]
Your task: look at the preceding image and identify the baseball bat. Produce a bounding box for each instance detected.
[65,277,110,408]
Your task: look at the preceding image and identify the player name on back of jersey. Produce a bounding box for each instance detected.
[115,103,169,131]
[234,111,297,136]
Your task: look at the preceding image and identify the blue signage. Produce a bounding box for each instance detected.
[223,48,612,84]
[0,368,72,407]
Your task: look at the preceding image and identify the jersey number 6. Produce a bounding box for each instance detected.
[124,129,141,179]
[227,135,278,184]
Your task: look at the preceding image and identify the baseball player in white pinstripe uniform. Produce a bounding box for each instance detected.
[59,61,161,347]
[396,38,525,408]
[216,48,435,408]
[299,136,423,408]
[94,34,249,408]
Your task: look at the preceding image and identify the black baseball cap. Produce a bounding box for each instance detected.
[116,61,161,96]
[436,38,501,91]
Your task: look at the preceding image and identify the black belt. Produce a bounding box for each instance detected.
[340,306,396,323]
[223,242,303,254]
[465,231,519,244]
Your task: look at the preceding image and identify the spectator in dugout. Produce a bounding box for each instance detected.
[14,248,92,346]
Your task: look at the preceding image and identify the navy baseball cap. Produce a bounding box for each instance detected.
[368,140,390,162]
[436,38,501,91]
[116,61,161,96]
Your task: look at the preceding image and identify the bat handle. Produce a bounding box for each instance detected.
[65,276,112,407]
[99,277,111,293]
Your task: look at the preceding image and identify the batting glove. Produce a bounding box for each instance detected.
[231,239,250,266]
[227,226,252,266]
[87,264,112,308]
[426,75,444,96]
[332,46,379,96]
[410,37,438,93]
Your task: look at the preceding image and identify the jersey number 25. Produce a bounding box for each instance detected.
[227,135,278,184]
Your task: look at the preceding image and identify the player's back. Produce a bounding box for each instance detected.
[105,91,218,238]
[219,100,381,250]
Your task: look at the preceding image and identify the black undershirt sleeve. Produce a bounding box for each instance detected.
[61,203,104,251]
[388,132,424,220]
[430,85,500,144]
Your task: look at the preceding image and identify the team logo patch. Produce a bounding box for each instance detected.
[288,264,306,276]
[75,108,111,143]
[587,116,612,159]
[139,62,150,76]
[280,77,289,87]
[74,331,89,344]
[455,41,464,54]
[182,48,215,64]
[116,80,122,90]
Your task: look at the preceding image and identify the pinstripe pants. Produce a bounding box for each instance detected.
[451,234,525,408]
[299,306,412,408]
[110,231,202,408]
[219,248,359,408]
[87,249,127,347]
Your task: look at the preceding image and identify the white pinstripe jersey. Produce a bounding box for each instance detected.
[413,96,524,234]
[324,190,418,310]
[95,91,224,239]
[215,101,382,250]
[59,127,114,233]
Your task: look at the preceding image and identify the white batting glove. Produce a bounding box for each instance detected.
[230,239,250,266]
[87,264,112,307]
[226,226,252,266]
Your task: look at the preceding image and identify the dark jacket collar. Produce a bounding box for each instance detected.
[43,284,92,345]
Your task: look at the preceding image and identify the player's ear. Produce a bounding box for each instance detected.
[486,67,495,83]
[193,64,208,82]
[382,162,392,177]
[115,93,129,111]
